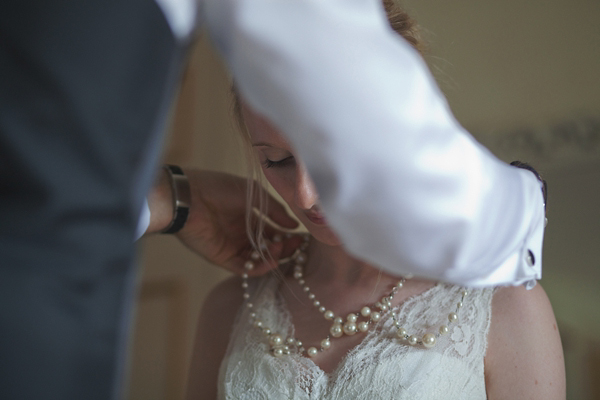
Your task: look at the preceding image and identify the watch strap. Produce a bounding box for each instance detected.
[161,164,191,234]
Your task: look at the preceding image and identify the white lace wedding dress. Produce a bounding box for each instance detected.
[217,277,494,399]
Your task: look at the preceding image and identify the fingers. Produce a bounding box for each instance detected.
[232,241,281,277]
[250,241,284,276]
[229,233,307,277]
[278,234,304,259]
[259,228,305,263]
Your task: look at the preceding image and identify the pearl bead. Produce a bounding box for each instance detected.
[243,293,250,299]
[375,302,382,310]
[397,281,403,288]
[295,340,303,347]
[249,312,256,319]
[324,310,335,320]
[293,271,303,279]
[321,339,331,349]
[370,312,381,322]
[296,253,307,264]
[397,327,407,338]
[283,349,291,355]
[318,306,326,313]
[330,324,343,338]
[241,273,248,279]
[461,290,468,297]
[448,312,458,322]
[269,334,283,346]
[303,286,310,292]
[457,301,463,308]
[358,321,369,332]
[408,335,418,346]
[360,307,371,317]
[262,328,271,335]
[439,325,449,335]
[422,333,436,348]
[273,348,284,357]
[382,296,392,306]
[298,279,305,285]
[308,293,316,300]
[250,251,260,260]
[286,338,296,345]
[313,300,320,307]
[244,261,254,271]
[246,303,253,309]
[346,313,358,323]
[343,322,357,335]
[379,304,388,312]
[254,320,263,328]
[334,317,343,325]
[241,282,248,289]
[307,347,318,357]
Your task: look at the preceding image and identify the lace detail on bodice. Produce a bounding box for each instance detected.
[217,277,494,399]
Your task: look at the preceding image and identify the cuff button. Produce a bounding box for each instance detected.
[526,250,535,267]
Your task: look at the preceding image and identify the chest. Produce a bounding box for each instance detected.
[218,281,493,399]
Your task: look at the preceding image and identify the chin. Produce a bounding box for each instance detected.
[307,226,343,247]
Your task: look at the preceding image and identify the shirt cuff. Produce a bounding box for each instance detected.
[135,199,151,240]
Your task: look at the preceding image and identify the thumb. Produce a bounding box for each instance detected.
[249,241,284,276]
[279,235,304,259]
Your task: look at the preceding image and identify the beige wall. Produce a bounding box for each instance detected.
[127,1,600,398]
[126,39,240,400]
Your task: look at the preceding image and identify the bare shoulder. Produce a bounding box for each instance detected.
[186,276,245,400]
[485,284,566,399]
[491,283,556,329]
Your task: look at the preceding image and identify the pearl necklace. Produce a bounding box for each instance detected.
[240,235,468,357]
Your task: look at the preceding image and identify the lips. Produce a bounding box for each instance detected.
[304,210,327,225]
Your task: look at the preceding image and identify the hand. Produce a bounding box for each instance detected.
[147,168,301,275]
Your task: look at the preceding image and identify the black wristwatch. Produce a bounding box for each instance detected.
[161,164,191,234]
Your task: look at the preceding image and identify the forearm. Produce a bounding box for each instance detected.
[204,0,545,286]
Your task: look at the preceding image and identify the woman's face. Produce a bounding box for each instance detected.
[241,103,341,247]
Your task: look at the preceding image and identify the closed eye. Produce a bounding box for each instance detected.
[263,156,295,169]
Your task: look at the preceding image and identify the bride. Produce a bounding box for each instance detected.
[186,2,565,399]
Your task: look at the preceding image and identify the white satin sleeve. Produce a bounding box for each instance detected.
[202,0,545,287]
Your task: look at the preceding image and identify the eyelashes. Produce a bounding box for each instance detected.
[263,156,295,169]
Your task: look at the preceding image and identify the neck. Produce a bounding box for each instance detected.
[296,237,435,306]
[303,240,373,281]
[298,239,400,303]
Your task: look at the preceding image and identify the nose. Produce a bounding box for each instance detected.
[294,162,319,210]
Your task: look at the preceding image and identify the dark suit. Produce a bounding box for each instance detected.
[0,1,188,398]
